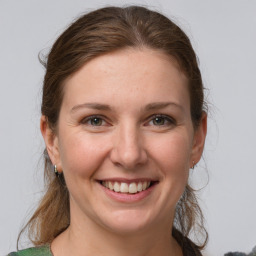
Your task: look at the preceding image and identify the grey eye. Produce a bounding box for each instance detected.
[90,117,103,126]
[152,117,166,125]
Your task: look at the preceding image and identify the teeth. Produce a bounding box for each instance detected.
[109,181,114,190]
[102,180,152,194]
[129,183,137,193]
[120,182,129,193]
[137,182,142,192]
[113,182,120,192]
[142,181,147,190]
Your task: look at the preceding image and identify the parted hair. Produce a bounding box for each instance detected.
[19,5,208,252]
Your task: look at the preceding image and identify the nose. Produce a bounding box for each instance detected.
[109,124,148,170]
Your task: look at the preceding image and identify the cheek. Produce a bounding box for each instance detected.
[149,131,192,170]
[58,132,110,178]
[148,131,192,193]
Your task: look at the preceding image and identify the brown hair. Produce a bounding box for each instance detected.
[19,5,207,252]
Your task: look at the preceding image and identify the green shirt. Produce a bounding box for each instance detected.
[8,245,52,256]
[8,242,202,256]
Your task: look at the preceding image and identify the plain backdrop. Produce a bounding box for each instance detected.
[1,0,256,255]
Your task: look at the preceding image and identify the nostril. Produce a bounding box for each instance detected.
[109,133,148,169]
[110,149,148,170]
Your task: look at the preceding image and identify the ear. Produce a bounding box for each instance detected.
[40,115,62,173]
[190,112,207,167]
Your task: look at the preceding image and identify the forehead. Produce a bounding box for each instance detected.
[62,48,189,111]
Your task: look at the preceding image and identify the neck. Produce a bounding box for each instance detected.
[52,223,182,256]
[51,205,182,256]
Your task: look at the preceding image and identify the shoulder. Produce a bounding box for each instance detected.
[7,245,52,256]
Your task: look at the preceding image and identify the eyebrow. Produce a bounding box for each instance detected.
[144,102,184,112]
[70,101,183,113]
[71,103,111,113]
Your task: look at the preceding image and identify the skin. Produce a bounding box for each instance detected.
[41,48,207,256]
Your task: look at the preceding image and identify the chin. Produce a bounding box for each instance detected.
[97,208,163,235]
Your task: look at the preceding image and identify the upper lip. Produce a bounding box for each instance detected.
[98,178,157,183]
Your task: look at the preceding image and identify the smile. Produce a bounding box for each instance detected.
[101,181,153,194]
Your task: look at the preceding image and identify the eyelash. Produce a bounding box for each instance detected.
[80,114,176,128]
[146,114,176,127]
[80,115,108,126]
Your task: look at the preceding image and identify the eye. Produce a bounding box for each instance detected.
[147,115,176,127]
[89,117,103,126]
[81,115,107,126]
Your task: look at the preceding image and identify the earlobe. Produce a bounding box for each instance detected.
[190,112,207,166]
[40,116,62,172]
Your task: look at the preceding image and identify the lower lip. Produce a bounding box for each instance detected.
[99,183,156,203]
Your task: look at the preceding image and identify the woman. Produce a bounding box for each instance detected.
[9,5,208,256]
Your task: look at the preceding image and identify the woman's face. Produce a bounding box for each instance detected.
[42,48,206,235]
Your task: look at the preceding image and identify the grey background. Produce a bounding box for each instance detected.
[1,0,256,255]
